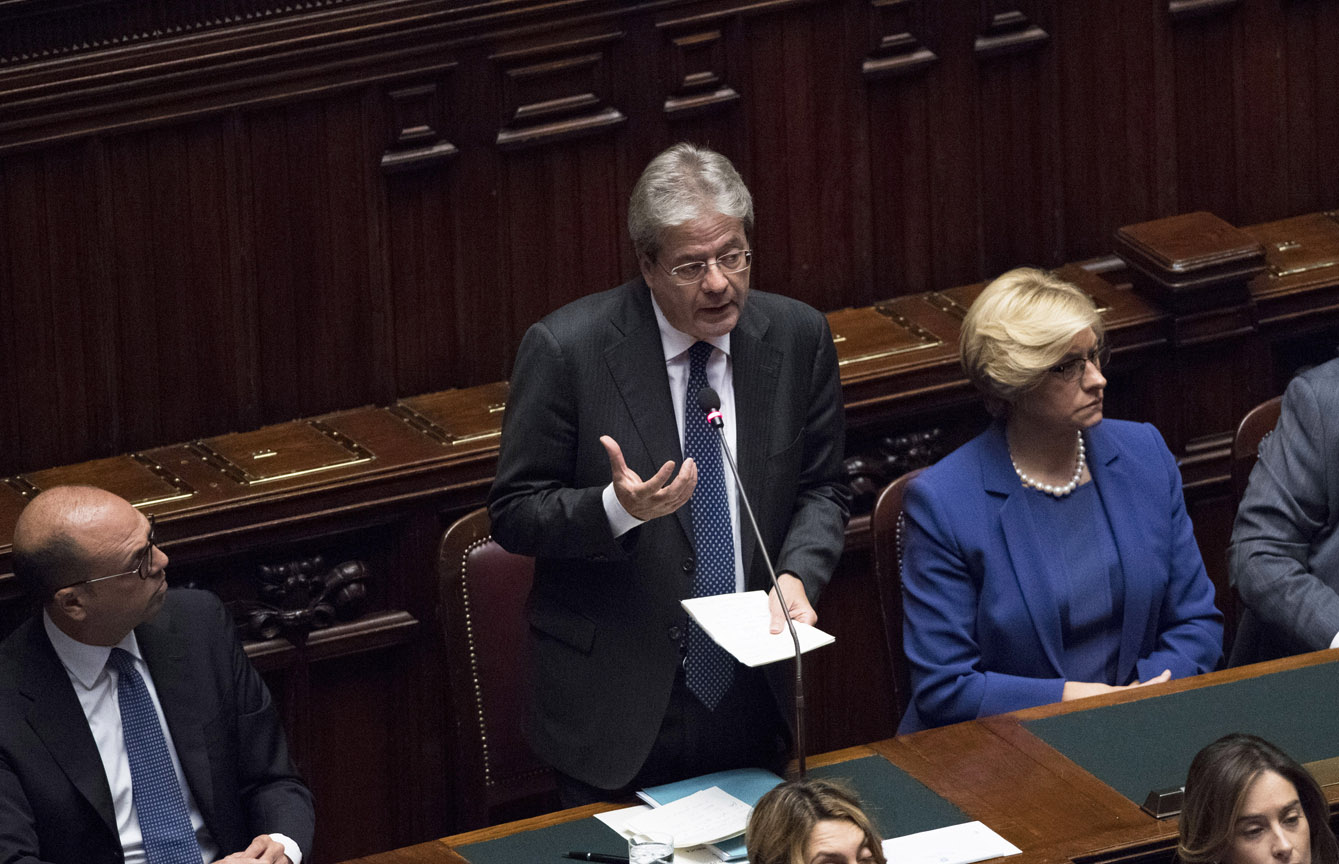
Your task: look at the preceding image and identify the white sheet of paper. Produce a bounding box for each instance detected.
[623,787,752,847]
[881,820,1021,864]
[680,591,835,667]
[595,804,730,863]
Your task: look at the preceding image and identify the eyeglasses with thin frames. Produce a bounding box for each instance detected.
[66,514,159,589]
[657,249,752,285]
[1050,343,1110,383]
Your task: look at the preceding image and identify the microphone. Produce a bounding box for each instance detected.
[696,386,807,777]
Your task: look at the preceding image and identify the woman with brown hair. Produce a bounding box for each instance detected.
[746,778,886,864]
[1180,733,1338,864]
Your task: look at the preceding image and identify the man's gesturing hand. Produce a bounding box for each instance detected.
[601,435,697,521]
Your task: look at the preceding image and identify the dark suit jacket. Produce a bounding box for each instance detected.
[899,419,1223,732]
[488,277,850,789]
[1230,357,1339,664]
[0,589,314,864]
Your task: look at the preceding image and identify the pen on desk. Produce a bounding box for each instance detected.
[563,852,630,864]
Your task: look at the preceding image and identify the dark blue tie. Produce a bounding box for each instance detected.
[682,340,737,709]
[107,648,202,864]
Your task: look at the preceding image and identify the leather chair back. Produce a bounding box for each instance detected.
[438,507,555,828]
[870,467,925,725]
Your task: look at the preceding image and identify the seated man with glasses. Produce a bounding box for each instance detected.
[897,267,1223,732]
[0,485,314,864]
[488,143,850,804]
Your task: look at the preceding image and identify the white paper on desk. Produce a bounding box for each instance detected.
[624,787,752,847]
[680,591,835,667]
[595,804,729,863]
[882,820,1021,864]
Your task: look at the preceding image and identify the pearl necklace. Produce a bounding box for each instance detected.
[1011,431,1086,497]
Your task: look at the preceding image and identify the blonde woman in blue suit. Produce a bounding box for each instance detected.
[898,268,1223,733]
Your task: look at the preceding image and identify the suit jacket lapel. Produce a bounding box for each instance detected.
[603,280,691,542]
[18,620,118,837]
[730,305,780,583]
[1087,423,1151,683]
[137,610,217,823]
[982,426,1067,675]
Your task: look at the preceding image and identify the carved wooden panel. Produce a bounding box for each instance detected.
[492,34,628,151]
[975,2,1049,59]
[381,77,460,174]
[863,0,937,80]
[659,27,741,116]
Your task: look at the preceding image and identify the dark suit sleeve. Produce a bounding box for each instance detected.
[1230,370,1339,651]
[488,321,627,560]
[218,604,315,858]
[773,314,850,600]
[0,751,55,864]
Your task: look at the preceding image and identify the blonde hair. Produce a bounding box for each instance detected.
[746,779,887,864]
[960,267,1103,414]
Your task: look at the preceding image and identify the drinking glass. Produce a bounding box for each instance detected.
[628,831,674,864]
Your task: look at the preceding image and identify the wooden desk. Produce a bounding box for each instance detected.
[339,649,1339,864]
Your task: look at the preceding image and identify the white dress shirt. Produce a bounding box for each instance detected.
[602,293,746,591]
[42,612,302,864]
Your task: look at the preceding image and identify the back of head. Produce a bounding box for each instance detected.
[627,142,754,260]
[960,267,1103,414]
[12,485,121,601]
[1179,733,1338,864]
[746,778,886,864]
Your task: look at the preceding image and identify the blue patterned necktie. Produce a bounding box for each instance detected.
[682,340,737,709]
[107,648,203,864]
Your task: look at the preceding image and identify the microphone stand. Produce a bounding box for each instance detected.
[699,390,806,778]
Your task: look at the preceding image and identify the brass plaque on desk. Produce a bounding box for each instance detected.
[391,381,509,446]
[828,304,943,367]
[191,421,374,485]
[8,454,196,507]
[1249,212,1339,286]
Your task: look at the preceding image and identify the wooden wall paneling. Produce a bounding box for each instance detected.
[382,87,463,396]
[743,0,870,312]
[863,0,938,297]
[2,147,101,477]
[1232,0,1290,224]
[972,0,1064,273]
[1282,1,1339,217]
[926,1,986,290]
[248,94,391,421]
[1169,2,1239,222]
[652,13,750,192]
[450,47,515,386]
[489,32,630,354]
[1054,0,1175,260]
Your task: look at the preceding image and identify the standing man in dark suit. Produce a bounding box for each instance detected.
[0,485,314,864]
[488,143,850,804]
[1230,357,1339,665]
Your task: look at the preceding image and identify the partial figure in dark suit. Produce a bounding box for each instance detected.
[0,485,314,864]
[488,143,850,803]
[1230,357,1339,665]
[899,268,1222,732]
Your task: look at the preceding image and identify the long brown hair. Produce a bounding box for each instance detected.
[746,778,887,864]
[1179,733,1338,864]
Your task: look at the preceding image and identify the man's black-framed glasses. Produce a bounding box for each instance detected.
[1050,343,1110,383]
[68,514,158,588]
[659,249,752,285]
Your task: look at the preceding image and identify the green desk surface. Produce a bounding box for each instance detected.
[454,755,967,864]
[1025,659,1339,805]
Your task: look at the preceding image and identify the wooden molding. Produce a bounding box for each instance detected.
[862,0,937,81]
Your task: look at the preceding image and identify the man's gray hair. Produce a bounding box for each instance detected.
[628,143,754,259]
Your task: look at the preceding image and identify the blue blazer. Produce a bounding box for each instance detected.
[898,419,1223,733]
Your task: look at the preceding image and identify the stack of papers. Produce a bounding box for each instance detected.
[680,591,835,667]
